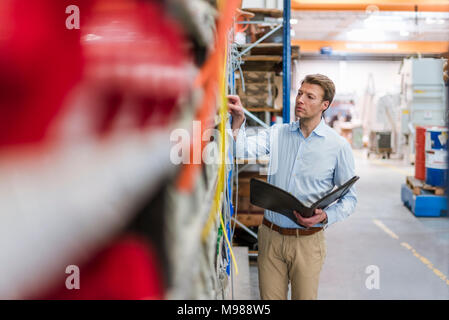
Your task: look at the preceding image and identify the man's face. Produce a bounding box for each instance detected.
[295,82,329,120]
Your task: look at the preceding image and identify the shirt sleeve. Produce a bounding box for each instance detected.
[324,141,358,227]
[233,118,271,159]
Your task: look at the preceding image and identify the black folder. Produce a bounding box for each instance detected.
[250,176,359,225]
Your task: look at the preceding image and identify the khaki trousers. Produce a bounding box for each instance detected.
[257,223,326,300]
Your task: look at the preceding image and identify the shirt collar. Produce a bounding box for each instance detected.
[290,118,327,137]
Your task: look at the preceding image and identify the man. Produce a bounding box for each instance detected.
[227,74,357,300]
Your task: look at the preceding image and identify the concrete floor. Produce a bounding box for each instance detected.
[239,148,449,300]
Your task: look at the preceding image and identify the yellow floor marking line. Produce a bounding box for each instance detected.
[400,242,449,286]
[400,242,412,250]
[372,219,400,239]
[374,218,449,287]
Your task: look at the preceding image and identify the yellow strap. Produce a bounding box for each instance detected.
[200,40,239,275]
[218,41,239,276]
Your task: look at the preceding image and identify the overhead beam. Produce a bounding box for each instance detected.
[292,0,449,12]
[298,53,442,61]
[293,39,449,54]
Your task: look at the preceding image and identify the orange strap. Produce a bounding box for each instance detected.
[176,0,240,192]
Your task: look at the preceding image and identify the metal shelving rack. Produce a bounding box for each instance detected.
[228,1,292,256]
[233,4,293,127]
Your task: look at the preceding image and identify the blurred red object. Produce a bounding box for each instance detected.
[0,0,86,147]
[0,0,192,147]
[415,126,426,181]
[81,0,191,133]
[41,235,165,300]
[0,0,190,300]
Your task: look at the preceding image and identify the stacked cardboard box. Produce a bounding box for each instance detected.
[235,71,282,109]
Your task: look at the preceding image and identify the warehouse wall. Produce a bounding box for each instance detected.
[295,59,402,104]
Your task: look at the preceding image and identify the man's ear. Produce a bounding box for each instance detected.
[322,100,330,112]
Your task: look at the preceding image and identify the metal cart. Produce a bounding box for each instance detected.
[367,131,392,159]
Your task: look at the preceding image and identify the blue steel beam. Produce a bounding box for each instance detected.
[282,0,291,124]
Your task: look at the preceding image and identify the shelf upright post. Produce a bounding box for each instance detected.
[282,0,291,124]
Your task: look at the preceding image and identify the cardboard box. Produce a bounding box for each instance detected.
[235,71,280,108]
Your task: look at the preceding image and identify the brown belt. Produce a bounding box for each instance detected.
[262,218,322,236]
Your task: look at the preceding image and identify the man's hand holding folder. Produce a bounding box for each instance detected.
[249,176,359,227]
[294,209,327,228]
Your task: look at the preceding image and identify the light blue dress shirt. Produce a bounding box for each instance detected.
[234,118,357,229]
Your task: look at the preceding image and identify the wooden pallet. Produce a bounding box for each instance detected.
[422,183,446,196]
[246,107,283,113]
[238,43,300,59]
[242,8,283,18]
[406,176,445,196]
